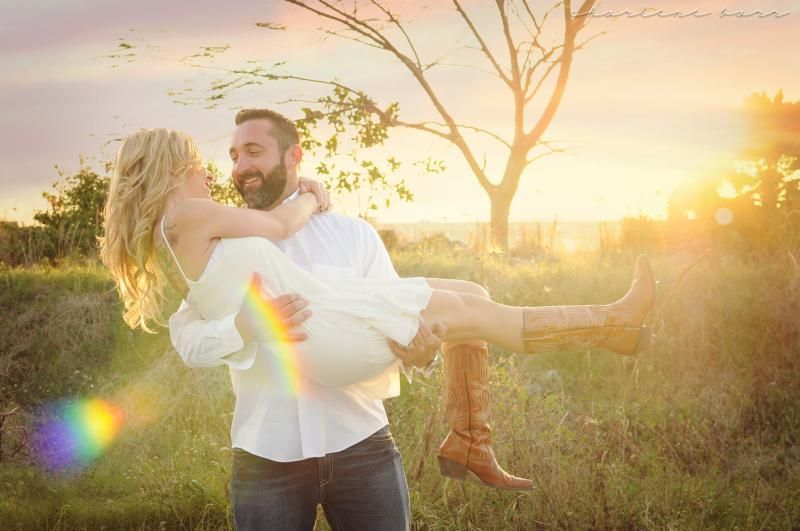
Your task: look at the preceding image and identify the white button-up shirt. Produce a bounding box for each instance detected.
[168,197,405,462]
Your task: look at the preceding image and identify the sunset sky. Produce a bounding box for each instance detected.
[1,0,797,224]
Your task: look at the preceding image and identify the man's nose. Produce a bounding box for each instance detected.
[232,157,251,177]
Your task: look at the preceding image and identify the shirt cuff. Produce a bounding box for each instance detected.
[416,349,442,378]
[400,349,441,383]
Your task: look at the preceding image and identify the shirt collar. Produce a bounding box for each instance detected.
[282,187,300,204]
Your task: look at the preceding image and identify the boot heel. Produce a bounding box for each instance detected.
[611,326,652,355]
[437,456,468,480]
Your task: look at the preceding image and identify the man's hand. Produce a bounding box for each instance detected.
[235,273,311,343]
[389,319,447,369]
[298,177,331,213]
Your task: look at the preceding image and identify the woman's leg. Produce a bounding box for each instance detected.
[421,289,527,351]
[424,279,533,490]
[416,257,654,491]
[424,278,492,349]
[421,255,656,356]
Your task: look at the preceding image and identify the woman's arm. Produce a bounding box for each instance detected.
[175,193,320,242]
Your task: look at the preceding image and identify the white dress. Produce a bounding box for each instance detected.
[160,216,433,396]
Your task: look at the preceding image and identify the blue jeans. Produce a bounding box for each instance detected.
[231,425,410,530]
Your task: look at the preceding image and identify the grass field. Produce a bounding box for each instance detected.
[1,248,798,529]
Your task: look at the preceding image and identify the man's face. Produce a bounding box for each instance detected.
[230,119,289,209]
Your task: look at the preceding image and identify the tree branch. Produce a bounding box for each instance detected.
[522,0,595,148]
[321,28,385,49]
[452,0,512,87]
[520,0,542,32]
[286,1,495,192]
[410,121,512,149]
[496,0,521,88]
[369,0,423,68]
[524,50,561,103]
[574,29,606,52]
[199,63,367,100]
[526,140,580,164]
[392,120,454,142]
[286,0,389,48]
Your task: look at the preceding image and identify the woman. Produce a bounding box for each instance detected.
[100,128,655,478]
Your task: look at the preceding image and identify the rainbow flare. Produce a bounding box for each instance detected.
[242,275,304,395]
[32,398,125,472]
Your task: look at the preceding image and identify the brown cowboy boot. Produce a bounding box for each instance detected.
[437,341,534,490]
[522,255,657,355]
[436,255,654,490]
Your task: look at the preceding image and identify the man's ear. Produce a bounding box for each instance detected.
[285,144,303,168]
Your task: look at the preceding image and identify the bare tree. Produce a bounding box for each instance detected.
[183,0,600,249]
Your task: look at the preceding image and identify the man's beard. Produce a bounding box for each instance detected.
[234,160,289,210]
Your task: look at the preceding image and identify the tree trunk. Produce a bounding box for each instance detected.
[489,191,513,252]
[489,148,527,252]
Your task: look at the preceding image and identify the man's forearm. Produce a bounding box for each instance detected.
[269,193,318,239]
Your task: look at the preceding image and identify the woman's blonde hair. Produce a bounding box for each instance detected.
[99,128,203,332]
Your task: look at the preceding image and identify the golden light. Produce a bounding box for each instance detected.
[716,208,734,225]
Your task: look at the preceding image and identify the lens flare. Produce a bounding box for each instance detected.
[715,207,733,225]
[32,398,124,472]
[243,276,304,395]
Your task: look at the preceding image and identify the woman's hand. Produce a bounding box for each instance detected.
[298,177,330,213]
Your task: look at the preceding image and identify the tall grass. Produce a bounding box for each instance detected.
[1,249,798,529]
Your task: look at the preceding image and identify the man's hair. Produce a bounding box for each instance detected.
[235,108,300,153]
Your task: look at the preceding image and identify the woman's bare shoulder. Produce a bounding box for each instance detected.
[170,198,221,221]
[163,199,225,245]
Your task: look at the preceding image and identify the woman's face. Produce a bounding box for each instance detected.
[183,165,213,199]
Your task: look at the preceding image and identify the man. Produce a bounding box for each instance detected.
[170,108,443,530]
[169,108,530,530]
